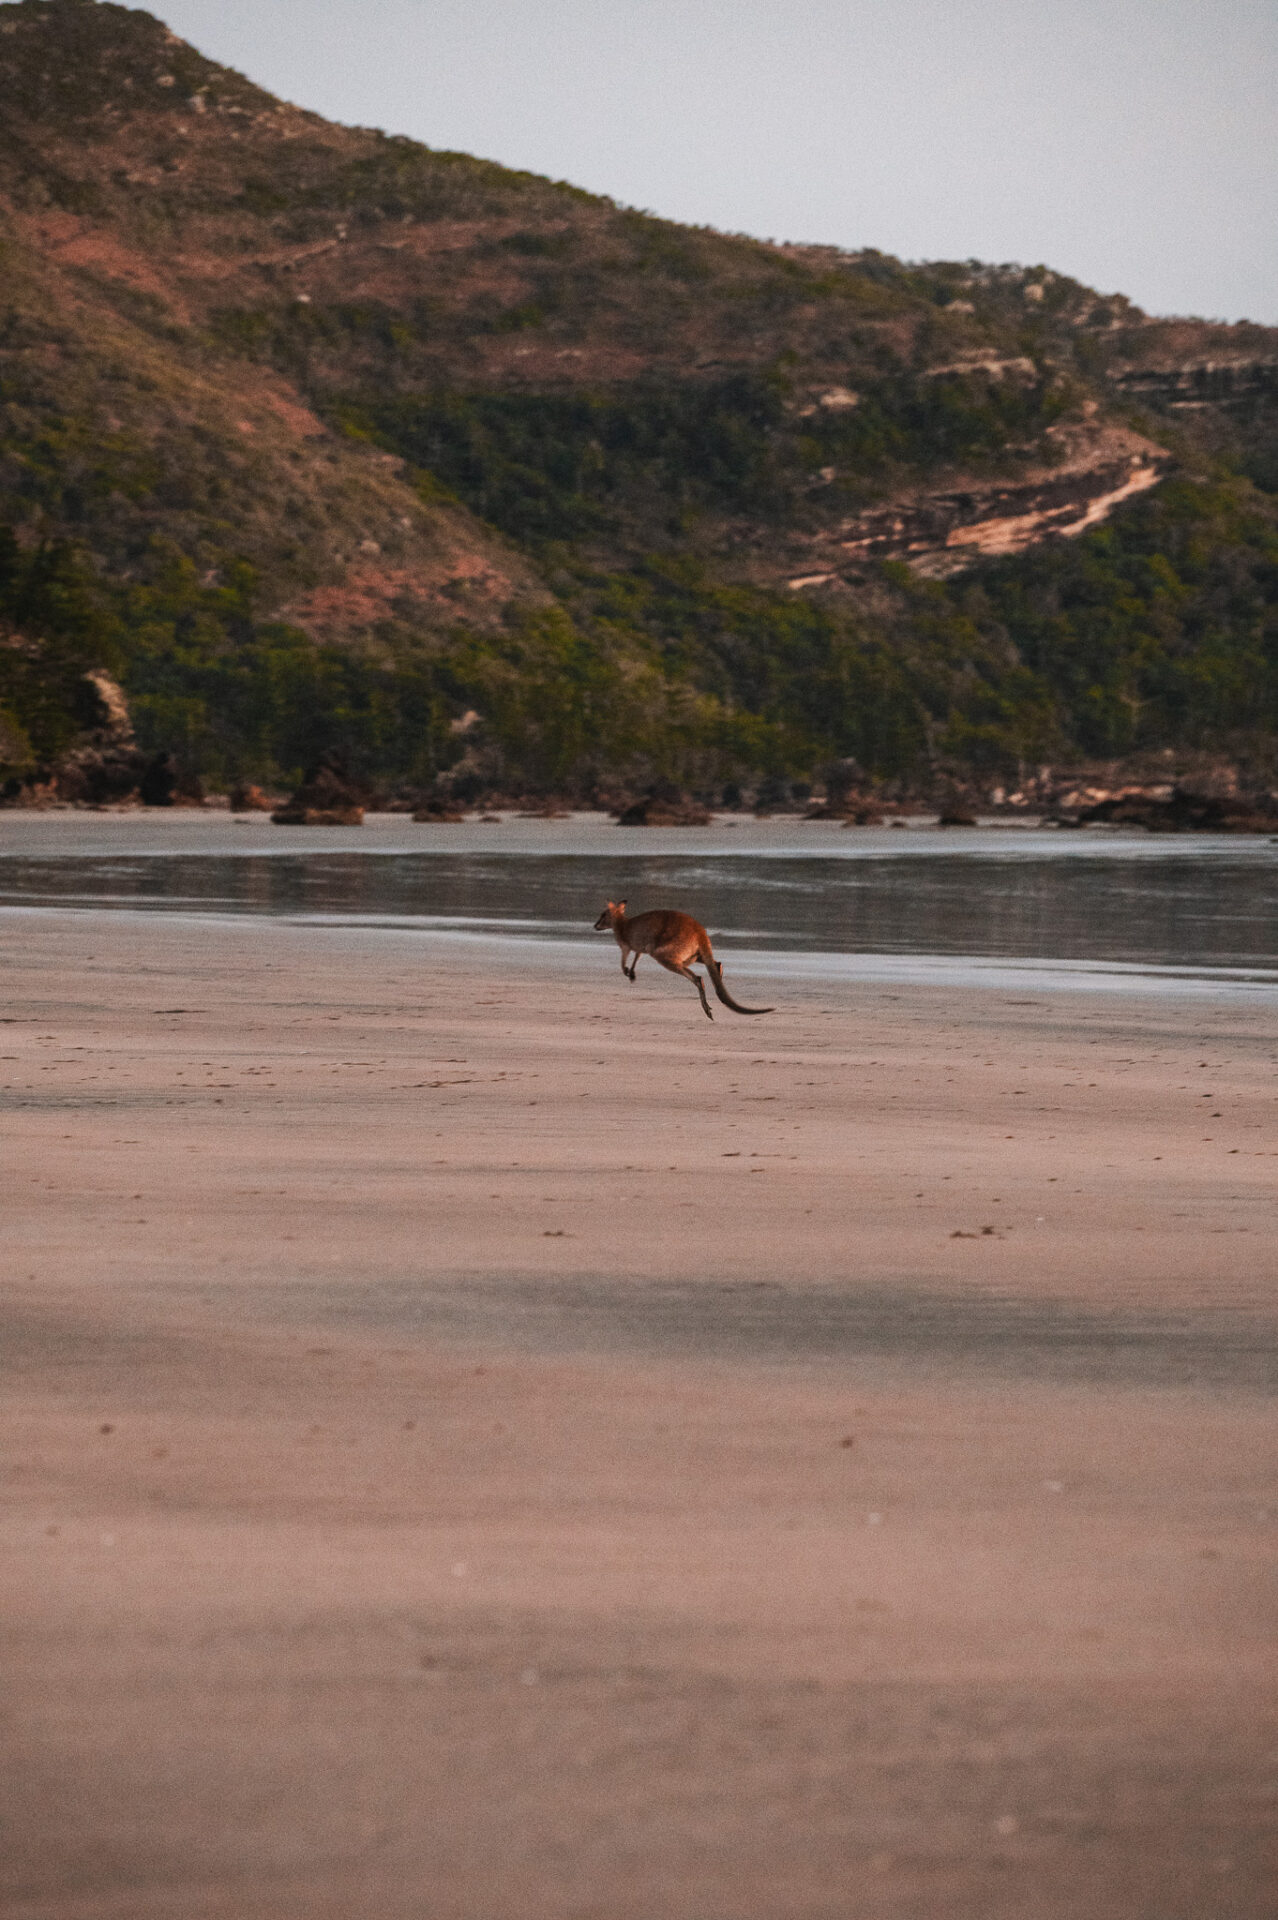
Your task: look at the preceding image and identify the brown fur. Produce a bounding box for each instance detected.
[592,901,772,1020]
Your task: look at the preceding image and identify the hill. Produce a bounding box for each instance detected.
[2,0,1276,803]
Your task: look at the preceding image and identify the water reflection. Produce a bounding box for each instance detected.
[1,847,1276,970]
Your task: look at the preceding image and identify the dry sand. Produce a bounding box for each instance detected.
[2,907,1276,1918]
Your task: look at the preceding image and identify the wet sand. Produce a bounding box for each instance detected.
[2,908,1276,1918]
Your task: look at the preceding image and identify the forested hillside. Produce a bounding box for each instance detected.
[2,0,1276,802]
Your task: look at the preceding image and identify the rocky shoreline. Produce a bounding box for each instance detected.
[4,675,1275,833]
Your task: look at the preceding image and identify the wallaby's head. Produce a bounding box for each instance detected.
[593,900,626,931]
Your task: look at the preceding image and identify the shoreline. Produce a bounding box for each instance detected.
[4,812,1278,992]
[3,801,1277,838]
[5,902,1278,1000]
[3,805,1274,869]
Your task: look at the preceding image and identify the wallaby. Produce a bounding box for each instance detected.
[592,901,772,1020]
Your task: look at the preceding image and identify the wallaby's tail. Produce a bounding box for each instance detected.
[707,956,772,1017]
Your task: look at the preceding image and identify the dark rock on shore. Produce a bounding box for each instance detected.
[271,758,365,826]
[228,783,277,813]
[614,793,712,827]
[411,799,468,823]
[1063,787,1276,833]
[804,797,886,825]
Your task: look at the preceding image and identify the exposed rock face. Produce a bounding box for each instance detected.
[1097,321,1278,489]
[1102,321,1278,411]
[1110,358,1278,413]
[81,670,133,737]
[52,669,146,803]
[1,669,199,807]
[782,424,1167,585]
[1062,788,1277,834]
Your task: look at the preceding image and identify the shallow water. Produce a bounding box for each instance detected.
[2,812,1276,989]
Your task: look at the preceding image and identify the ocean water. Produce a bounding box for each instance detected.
[2,812,1276,994]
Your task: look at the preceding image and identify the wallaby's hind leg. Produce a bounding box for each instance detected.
[654,952,714,1018]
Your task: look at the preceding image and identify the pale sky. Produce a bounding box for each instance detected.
[153,0,1278,324]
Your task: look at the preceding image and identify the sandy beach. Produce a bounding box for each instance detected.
[2,902,1276,1918]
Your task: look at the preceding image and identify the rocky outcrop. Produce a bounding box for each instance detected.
[1,670,200,808]
[411,799,468,823]
[803,800,885,824]
[803,766,886,824]
[1058,787,1276,833]
[613,791,712,827]
[1101,320,1278,416]
[782,424,1167,583]
[1109,359,1278,414]
[228,783,276,812]
[1095,322,1278,497]
[44,679,149,805]
[271,758,365,826]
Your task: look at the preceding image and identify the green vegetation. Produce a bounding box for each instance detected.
[7,469,1273,795]
[343,379,794,543]
[963,475,1278,760]
[556,468,1278,785]
[342,368,1073,552]
[0,528,120,766]
[1,0,1275,799]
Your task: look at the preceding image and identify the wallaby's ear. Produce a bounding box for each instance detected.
[617,900,626,911]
